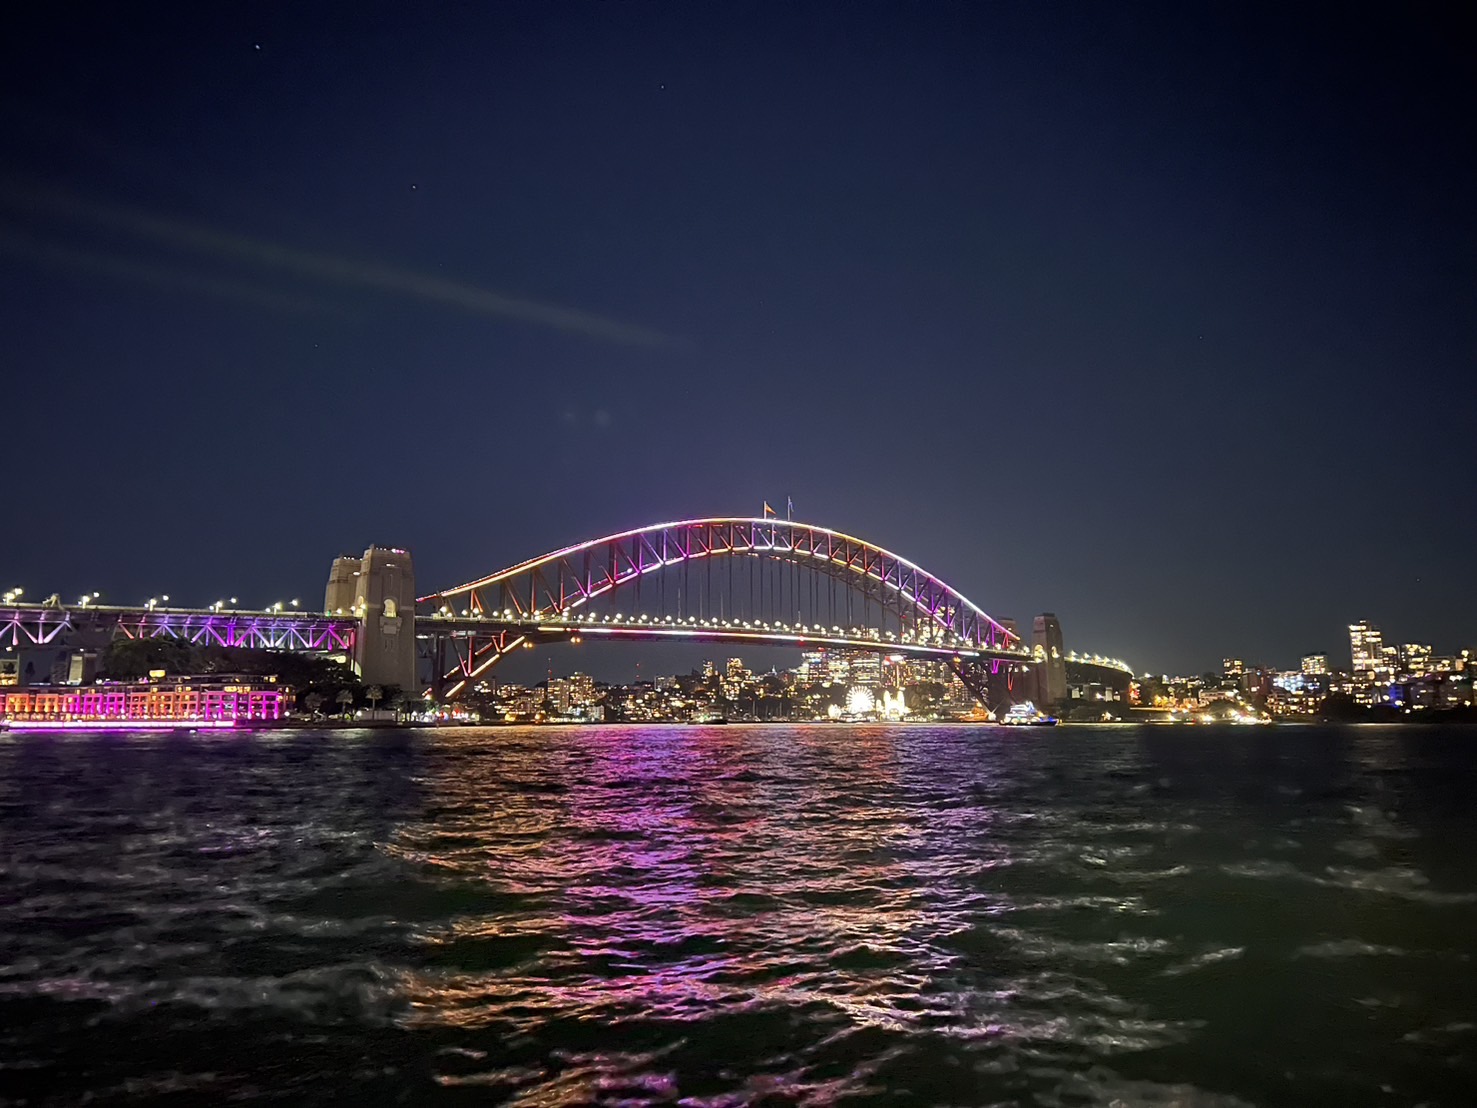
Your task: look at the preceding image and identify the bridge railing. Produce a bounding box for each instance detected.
[1062,651,1135,675]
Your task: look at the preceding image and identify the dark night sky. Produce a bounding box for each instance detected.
[2,2,1473,679]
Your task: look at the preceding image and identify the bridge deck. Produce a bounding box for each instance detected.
[417,613,1033,663]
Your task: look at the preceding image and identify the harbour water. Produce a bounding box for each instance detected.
[1,724,1474,1105]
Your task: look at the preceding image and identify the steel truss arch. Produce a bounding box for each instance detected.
[421,518,1022,697]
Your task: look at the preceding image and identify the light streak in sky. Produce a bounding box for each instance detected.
[0,183,680,347]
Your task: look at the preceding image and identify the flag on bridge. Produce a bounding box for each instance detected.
[787,496,794,520]
[762,501,776,518]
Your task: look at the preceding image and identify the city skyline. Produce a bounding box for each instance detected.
[2,5,1473,673]
[464,613,1474,691]
[4,537,1472,683]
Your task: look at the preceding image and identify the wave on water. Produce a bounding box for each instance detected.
[2,724,1475,1105]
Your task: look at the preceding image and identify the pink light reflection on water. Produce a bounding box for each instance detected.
[392,725,965,1041]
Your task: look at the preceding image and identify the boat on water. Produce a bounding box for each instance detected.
[999,701,1059,726]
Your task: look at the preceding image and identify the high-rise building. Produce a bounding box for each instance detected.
[722,657,750,699]
[1301,653,1328,675]
[842,650,882,687]
[1349,621,1383,683]
[898,655,951,686]
[1348,620,1395,703]
[798,651,830,683]
[546,672,598,716]
[567,672,597,707]
[1223,658,1245,679]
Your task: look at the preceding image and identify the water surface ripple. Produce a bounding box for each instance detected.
[2,724,1474,1105]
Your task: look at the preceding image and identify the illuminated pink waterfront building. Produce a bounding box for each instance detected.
[1,676,291,729]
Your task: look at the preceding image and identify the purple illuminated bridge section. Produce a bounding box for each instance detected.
[0,605,356,653]
[418,517,1032,700]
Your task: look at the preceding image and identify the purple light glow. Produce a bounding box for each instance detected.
[2,604,356,653]
[4,719,238,731]
[3,683,289,727]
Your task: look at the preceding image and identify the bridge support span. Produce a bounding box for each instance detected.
[416,517,1031,703]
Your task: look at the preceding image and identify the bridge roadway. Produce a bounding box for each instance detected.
[3,603,1130,677]
[420,613,1133,674]
[418,610,1035,665]
[4,602,1131,680]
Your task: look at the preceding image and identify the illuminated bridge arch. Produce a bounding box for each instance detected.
[420,518,1025,699]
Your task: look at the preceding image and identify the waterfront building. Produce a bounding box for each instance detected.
[1395,671,1475,712]
[1,675,291,729]
[498,684,539,720]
